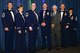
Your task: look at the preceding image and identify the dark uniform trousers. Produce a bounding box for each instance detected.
[15,28,26,53]
[41,26,51,48]
[5,29,14,53]
[27,27,37,53]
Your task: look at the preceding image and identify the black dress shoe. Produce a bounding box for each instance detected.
[41,47,46,50]
[71,45,77,47]
[30,52,36,53]
[48,47,53,51]
[62,46,67,48]
[56,48,60,50]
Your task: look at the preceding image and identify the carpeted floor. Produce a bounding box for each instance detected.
[0,46,80,53]
[37,46,80,53]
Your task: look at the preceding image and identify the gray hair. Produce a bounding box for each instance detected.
[52,5,58,9]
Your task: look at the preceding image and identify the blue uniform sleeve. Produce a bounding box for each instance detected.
[1,11,8,28]
[39,11,43,25]
[25,12,31,28]
[15,14,21,30]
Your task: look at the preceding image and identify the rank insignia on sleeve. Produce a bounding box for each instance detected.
[2,13,5,18]
[25,13,29,17]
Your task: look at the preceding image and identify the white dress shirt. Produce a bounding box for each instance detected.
[20,12,25,22]
[60,10,64,20]
[34,11,39,21]
[43,10,46,19]
[10,10,15,22]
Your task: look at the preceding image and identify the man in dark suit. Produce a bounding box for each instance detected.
[39,2,51,50]
[25,3,39,53]
[1,1,15,53]
[15,5,26,53]
[51,5,61,50]
[59,4,68,48]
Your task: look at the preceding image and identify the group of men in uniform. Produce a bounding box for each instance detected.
[1,1,78,53]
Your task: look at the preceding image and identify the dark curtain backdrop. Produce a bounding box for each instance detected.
[0,0,80,50]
